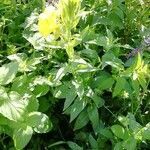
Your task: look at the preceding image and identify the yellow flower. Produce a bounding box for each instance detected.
[38,6,59,37]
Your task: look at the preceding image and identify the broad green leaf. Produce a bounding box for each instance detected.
[70,97,87,122]
[92,72,110,88]
[67,141,83,150]
[0,89,28,121]
[27,112,52,133]
[111,124,129,140]
[87,104,100,133]
[113,77,126,97]
[74,109,89,130]
[123,137,137,150]
[0,62,18,85]
[13,126,33,150]
[94,75,114,90]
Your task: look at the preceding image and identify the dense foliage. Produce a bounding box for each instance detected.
[0,0,150,149]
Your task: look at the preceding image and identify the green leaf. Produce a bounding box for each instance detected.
[54,67,67,84]
[91,94,104,108]
[70,97,87,122]
[72,79,84,99]
[13,126,33,150]
[111,124,129,140]
[128,113,142,133]
[53,83,69,99]
[113,77,126,97]
[114,142,123,150]
[74,109,89,130]
[132,80,140,97]
[138,74,147,90]
[89,134,98,149]
[27,112,52,133]
[87,104,100,133]
[99,128,113,138]
[102,53,124,70]
[123,137,137,150]
[0,62,18,85]
[93,74,114,90]
[67,141,83,150]
[63,87,77,111]
[142,123,150,140]
[26,95,39,112]
[11,74,33,95]
[33,84,49,97]
[0,88,28,121]
[70,57,97,73]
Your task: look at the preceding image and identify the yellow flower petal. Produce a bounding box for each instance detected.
[38,6,59,37]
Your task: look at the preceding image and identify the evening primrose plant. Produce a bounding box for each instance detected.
[1,0,149,149]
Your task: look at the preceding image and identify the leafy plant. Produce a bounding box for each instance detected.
[0,0,149,149]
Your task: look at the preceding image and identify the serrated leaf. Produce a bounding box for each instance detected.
[0,62,18,85]
[74,109,89,130]
[27,112,52,133]
[13,126,33,150]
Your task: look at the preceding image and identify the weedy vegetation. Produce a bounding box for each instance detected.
[0,0,150,149]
